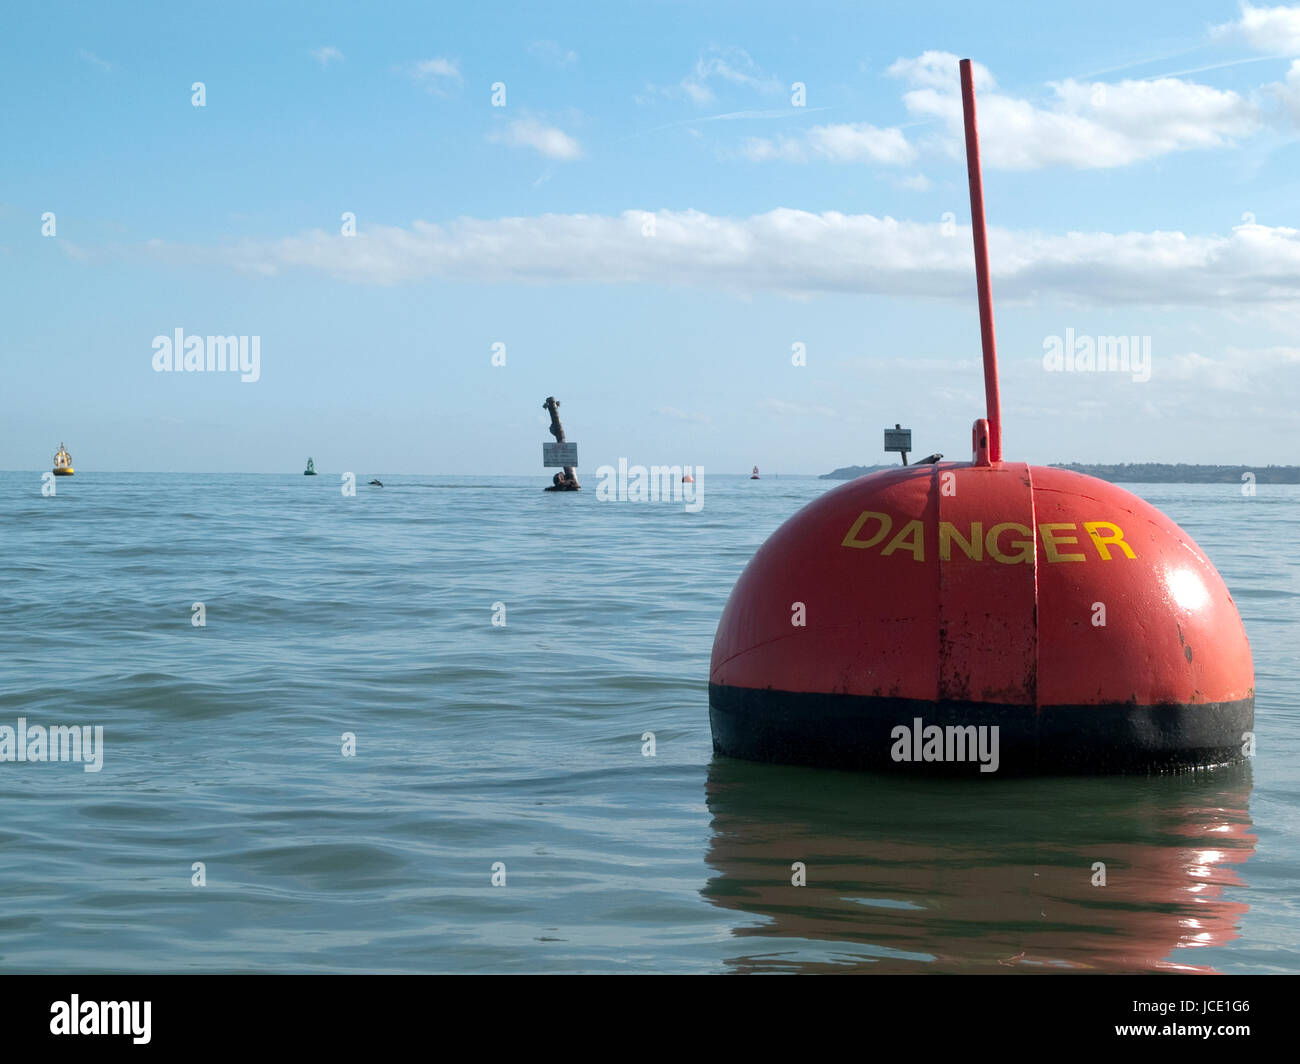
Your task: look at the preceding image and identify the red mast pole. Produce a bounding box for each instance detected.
[959,58,1002,463]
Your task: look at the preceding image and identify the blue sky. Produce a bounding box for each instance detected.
[3,0,1299,473]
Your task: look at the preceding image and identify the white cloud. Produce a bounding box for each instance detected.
[742,123,915,164]
[668,46,781,105]
[311,46,344,68]
[1213,3,1300,54]
[488,118,582,160]
[807,123,916,164]
[529,40,577,68]
[731,51,1256,172]
[77,49,112,73]
[887,51,995,92]
[145,209,1300,308]
[1164,351,1250,391]
[758,399,837,418]
[416,58,460,79]
[1163,344,1300,391]
[1268,57,1300,118]
[889,50,1259,169]
[739,136,803,161]
[655,406,714,425]
[409,57,462,95]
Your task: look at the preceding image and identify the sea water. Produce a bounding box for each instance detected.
[0,472,1295,973]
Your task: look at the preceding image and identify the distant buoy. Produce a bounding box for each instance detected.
[683,473,695,484]
[52,441,75,476]
[708,60,1254,775]
[750,466,760,480]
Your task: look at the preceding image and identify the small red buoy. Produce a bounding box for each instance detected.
[709,60,1254,774]
[683,473,695,484]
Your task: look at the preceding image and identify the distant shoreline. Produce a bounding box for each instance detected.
[821,463,1300,483]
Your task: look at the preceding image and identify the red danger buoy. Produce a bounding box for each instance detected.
[708,60,1254,774]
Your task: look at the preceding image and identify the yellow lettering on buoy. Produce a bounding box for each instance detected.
[1039,523,1086,563]
[1083,521,1135,560]
[986,522,1034,565]
[939,521,983,561]
[841,511,891,549]
[881,519,925,561]
[841,512,1135,564]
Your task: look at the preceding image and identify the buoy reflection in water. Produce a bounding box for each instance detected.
[702,758,1254,973]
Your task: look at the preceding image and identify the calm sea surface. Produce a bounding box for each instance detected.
[0,472,1296,973]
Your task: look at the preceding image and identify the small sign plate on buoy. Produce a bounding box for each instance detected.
[543,442,578,467]
[884,428,912,453]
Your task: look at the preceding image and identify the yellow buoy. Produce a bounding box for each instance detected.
[52,442,75,476]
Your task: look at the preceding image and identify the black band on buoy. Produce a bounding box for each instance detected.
[709,684,1254,776]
